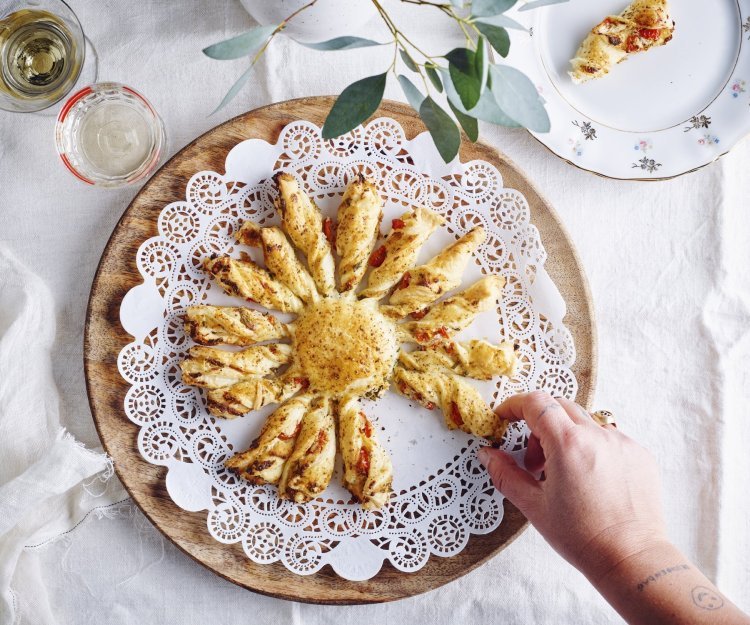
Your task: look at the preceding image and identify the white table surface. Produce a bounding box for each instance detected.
[1,1,749,622]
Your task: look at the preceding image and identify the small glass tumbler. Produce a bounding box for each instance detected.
[55,82,165,187]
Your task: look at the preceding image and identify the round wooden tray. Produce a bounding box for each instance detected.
[84,96,597,605]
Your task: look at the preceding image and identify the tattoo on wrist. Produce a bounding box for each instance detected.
[691,586,724,611]
[636,564,690,592]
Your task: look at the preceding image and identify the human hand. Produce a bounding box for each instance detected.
[478,391,668,583]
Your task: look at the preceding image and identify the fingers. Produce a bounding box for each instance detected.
[524,433,545,473]
[556,398,596,427]
[494,391,575,444]
[478,447,541,516]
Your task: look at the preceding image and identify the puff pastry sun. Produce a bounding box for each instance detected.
[180,171,518,509]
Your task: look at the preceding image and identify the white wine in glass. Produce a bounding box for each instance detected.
[0,1,85,113]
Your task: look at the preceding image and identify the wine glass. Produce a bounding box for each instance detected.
[0,0,95,113]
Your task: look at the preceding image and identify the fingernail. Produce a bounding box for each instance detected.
[477,448,490,467]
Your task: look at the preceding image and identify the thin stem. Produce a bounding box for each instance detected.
[252,0,319,64]
[419,71,430,94]
[400,0,452,8]
[445,6,476,48]
[251,37,274,65]
[371,0,436,61]
[278,0,319,29]
[456,18,473,45]
[389,41,399,73]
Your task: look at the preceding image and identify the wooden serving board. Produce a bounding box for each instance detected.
[84,97,597,605]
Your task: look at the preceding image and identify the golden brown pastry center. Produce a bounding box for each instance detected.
[293,299,398,397]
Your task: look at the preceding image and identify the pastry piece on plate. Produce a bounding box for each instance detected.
[203,255,303,313]
[402,339,517,381]
[336,173,383,293]
[569,0,674,84]
[179,344,292,389]
[278,395,336,503]
[206,370,308,418]
[401,275,504,345]
[184,305,289,346]
[225,394,311,485]
[338,395,393,509]
[273,172,336,296]
[359,206,445,301]
[393,361,509,443]
[236,222,320,305]
[381,226,485,319]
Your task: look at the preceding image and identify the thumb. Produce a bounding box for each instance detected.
[478,447,542,516]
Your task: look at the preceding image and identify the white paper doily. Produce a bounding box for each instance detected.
[117,117,577,580]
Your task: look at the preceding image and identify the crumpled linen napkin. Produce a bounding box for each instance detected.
[0,246,124,624]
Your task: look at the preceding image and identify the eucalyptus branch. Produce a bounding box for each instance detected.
[207,0,559,161]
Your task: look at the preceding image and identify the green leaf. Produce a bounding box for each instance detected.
[398,74,425,112]
[439,67,520,127]
[475,21,510,57]
[489,65,550,131]
[295,36,385,50]
[471,0,517,17]
[448,100,479,142]
[203,25,278,60]
[474,14,527,31]
[450,0,465,7]
[518,0,568,10]
[445,48,472,71]
[400,49,418,72]
[322,72,388,139]
[419,96,461,163]
[425,65,443,92]
[446,48,481,110]
[211,64,256,115]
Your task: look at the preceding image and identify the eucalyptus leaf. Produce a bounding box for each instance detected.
[451,0,465,7]
[490,64,550,131]
[295,36,385,50]
[444,48,472,71]
[475,36,489,92]
[398,74,425,112]
[446,47,481,111]
[474,14,527,31]
[518,0,568,10]
[322,72,388,139]
[203,25,277,60]
[448,100,479,142]
[400,49,418,72]
[211,64,256,114]
[470,0,517,17]
[475,21,510,57]
[419,96,461,163]
[425,65,443,92]
[439,67,520,127]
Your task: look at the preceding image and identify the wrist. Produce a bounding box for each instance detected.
[575,521,672,585]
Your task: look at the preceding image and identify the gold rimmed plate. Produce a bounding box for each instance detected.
[508,0,749,180]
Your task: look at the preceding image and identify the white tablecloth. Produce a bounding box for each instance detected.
[1,1,748,622]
